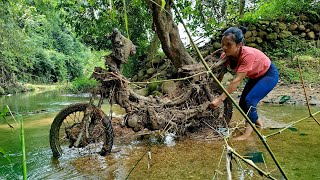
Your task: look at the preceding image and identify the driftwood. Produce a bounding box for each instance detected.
[91,30,232,135]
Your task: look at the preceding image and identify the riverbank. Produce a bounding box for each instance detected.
[262,83,320,106]
[233,82,320,106]
[222,72,320,106]
[23,83,65,93]
[3,82,319,106]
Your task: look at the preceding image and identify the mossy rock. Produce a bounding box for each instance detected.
[147,68,156,75]
[299,14,309,21]
[246,43,259,48]
[252,30,258,37]
[270,22,278,28]
[279,30,292,39]
[246,36,256,43]
[138,70,145,78]
[258,20,270,26]
[314,23,320,32]
[244,31,252,38]
[289,23,298,31]
[212,42,221,49]
[161,80,177,95]
[298,24,306,31]
[256,37,263,44]
[260,24,268,30]
[247,24,257,30]
[278,22,287,30]
[148,82,159,93]
[258,31,267,38]
[266,33,278,40]
[307,31,315,39]
[300,32,306,38]
[135,88,149,96]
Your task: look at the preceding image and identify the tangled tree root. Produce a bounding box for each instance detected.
[92,54,232,136]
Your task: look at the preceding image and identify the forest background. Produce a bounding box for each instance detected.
[0,0,319,95]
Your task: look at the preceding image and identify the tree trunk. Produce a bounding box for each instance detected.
[147,0,196,68]
[96,2,233,136]
[239,0,245,18]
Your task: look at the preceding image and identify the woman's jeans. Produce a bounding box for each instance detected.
[239,63,279,124]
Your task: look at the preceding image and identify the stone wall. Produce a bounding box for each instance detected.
[211,15,320,50]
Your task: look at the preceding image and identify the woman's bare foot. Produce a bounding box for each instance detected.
[256,119,264,130]
[233,124,253,140]
[233,134,251,140]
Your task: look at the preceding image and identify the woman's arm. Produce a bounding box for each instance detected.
[209,71,247,108]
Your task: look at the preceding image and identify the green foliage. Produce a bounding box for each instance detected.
[265,38,320,60]
[0,106,13,163]
[274,60,300,83]
[83,50,110,76]
[0,0,93,88]
[18,114,27,180]
[122,57,144,77]
[148,82,159,94]
[0,146,11,163]
[0,105,27,178]
[68,77,99,93]
[122,0,129,39]
[271,40,320,84]
[58,0,152,50]
[261,33,320,84]
[175,0,241,37]
[0,105,13,128]
[1,0,319,89]
[57,0,152,78]
[242,0,320,23]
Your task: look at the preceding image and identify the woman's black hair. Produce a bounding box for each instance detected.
[222,27,247,44]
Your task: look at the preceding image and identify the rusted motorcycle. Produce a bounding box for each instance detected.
[49,30,232,158]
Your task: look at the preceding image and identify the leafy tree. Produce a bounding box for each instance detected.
[242,0,320,23]
[0,0,92,88]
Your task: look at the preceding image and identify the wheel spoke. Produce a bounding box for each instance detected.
[50,103,113,158]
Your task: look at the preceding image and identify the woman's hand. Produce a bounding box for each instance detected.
[209,96,224,109]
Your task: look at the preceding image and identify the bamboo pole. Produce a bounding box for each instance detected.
[228,146,277,180]
[172,2,288,179]
[125,147,151,179]
[19,116,27,180]
[130,71,210,84]
[265,55,320,138]
[226,148,232,180]
[296,56,320,125]
[223,136,276,179]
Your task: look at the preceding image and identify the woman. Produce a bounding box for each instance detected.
[209,27,279,140]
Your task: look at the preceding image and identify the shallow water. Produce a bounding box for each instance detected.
[0,92,319,179]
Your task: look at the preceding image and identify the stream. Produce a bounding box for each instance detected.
[0,91,319,179]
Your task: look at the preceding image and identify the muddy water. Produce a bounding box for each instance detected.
[0,92,319,179]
